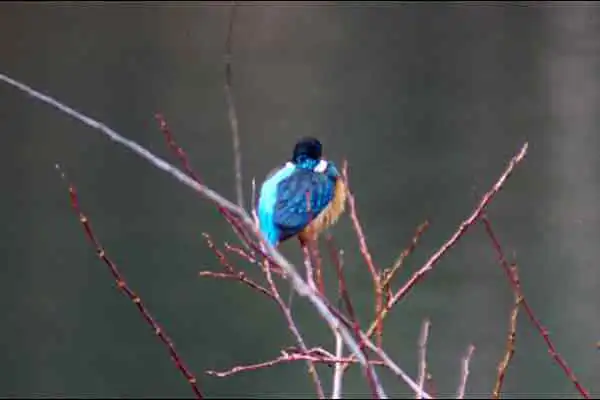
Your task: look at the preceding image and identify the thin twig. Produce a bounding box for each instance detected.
[383,143,529,317]
[482,216,590,399]
[342,162,383,348]
[200,233,274,300]
[0,72,427,399]
[312,241,326,296]
[327,235,346,399]
[359,333,431,399]
[303,244,318,292]
[339,221,429,376]
[382,220,430,290]
[206,347,385,378]
[154,112,253,250]
[325,234,380,399]
[456,345,475,399]
[417,319,431,400]
[224,1,244,209]
[261,246,326,399]
[198,270,274,299]
[56,165,203,399]
[492,262,521,399]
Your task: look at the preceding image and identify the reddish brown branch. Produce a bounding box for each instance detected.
[224,243,258,264]
[383,220,430,290]
[342,162,383,348]
[311,242,326,296]
[482,216,590,398]
[324,234,381,399]
[339,221,430,374]
[385,143,529,313]
[206,347,385,378]
[260,250,326,399]
[198,269,274,300]
[57,166,203,399]
[154,113,254,249]
[492,262,521,399]
[200,233,274,299]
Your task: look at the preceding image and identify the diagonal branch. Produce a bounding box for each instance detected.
[384,143,529,312]
[0,71,432,400]
[56,166,203,399]
[339,144,527,374]
[342,163,383,347]
[482,217,590,398]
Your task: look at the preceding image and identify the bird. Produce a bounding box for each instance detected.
[256,137,347,248]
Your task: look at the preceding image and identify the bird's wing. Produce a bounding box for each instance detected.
[273,168,336,238]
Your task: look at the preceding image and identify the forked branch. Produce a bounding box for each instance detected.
[56,166,203,399]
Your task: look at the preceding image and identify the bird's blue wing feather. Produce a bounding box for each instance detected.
[257,163,296,246]
[273,169,335,240]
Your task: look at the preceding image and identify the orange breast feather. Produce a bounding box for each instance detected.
[299,178,347,243]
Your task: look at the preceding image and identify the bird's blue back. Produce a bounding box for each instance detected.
[258,159,337,246]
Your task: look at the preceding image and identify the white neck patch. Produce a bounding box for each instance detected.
[313,159,328,173]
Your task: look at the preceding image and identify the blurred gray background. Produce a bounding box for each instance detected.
[1,1,599,398]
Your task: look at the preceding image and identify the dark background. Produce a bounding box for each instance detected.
[1,1,599,398]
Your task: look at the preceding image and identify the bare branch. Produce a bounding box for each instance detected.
[56,165,203,399]
[224,1,244,209]
[261,250,325,399]
[456,345,475,399]
[417,319,431,400]
[482,217,590,398]
[0,71,429,399]
[492,262,521,399]
[332,328,344,399]
[342,163,383,346]
[206,347,385,379]
[385,143,528,310]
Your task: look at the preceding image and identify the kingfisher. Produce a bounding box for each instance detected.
[256,137,347,248]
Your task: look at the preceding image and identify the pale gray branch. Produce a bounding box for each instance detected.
[0,71,435,399]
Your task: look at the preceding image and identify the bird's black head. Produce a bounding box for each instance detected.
[291,137,323,164]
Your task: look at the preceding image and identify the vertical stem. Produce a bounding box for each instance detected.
[225,0,244,209]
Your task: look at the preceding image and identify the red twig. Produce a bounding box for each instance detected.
[342,162,383,348]
[482,216,590,398]
[224,243,258,264]
[57,165,203,399]
[200,233,274,299]
[312,242,326,296]
[325,235,357,323]
[198,270,272,299]
[383,220,430,289]
[492,262,521,399]
[154,113,254,248]
[385,143,529,311]
[260,247,326,399]
[325,234,380,399]
[206,347,385,378]
[223,243,284,276]
[338,221,429,375]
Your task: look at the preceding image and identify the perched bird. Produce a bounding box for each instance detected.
[257,137,347,248]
